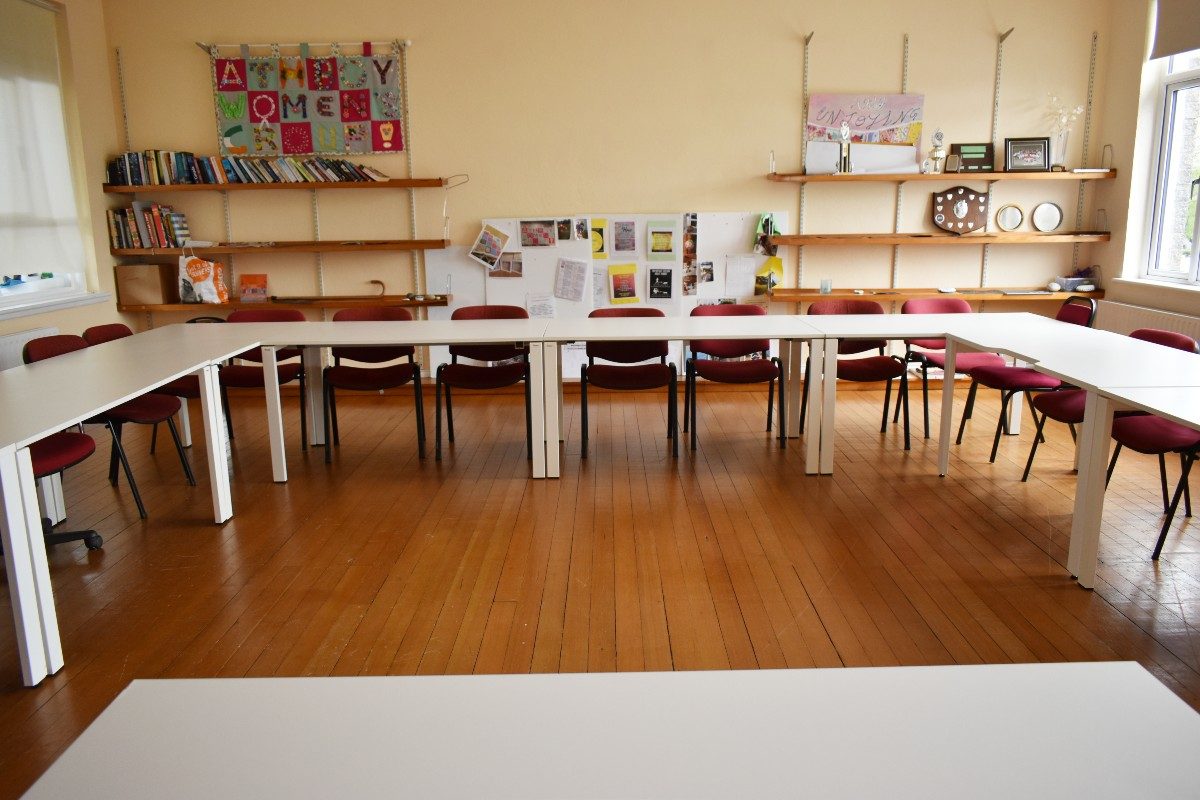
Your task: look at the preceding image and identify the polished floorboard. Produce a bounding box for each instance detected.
[0,384,1198,796]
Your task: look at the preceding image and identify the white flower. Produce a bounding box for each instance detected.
[1045,93,1084,135]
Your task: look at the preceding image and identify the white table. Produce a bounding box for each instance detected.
[0,326,246,686]
[540,315,824,475]
[22,662,1200,799]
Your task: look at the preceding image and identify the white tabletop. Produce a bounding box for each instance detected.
[201,318,552,348]
[541,315,822,342]
[1098,385,1200,429]
[802,311,1064,341]
[22,663,1200,799]
[0,326,247,450]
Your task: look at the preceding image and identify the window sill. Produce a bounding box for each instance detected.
[0,292,112,323]
[1114,276,1200,294]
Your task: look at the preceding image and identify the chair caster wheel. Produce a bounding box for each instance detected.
[84,533,103,550]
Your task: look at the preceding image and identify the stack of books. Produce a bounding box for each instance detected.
[105,150,392,186]
[106,201,190,249]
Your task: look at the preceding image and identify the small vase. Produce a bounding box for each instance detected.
[1051,130,1069,170]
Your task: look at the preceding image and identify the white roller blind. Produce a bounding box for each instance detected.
[1151,0,1200,60]
[0,0,88,310]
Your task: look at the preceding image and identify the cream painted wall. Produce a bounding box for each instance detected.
[92,0,1127,317]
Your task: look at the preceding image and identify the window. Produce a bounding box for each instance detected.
[0,0,91,314]
[1147,49,1200,283]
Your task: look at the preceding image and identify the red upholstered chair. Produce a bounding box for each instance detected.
[895,297,1005,438]
[1023,328,1200,483]
[684,304,784,450]
[955,296,1097,463]
[581,307,678,458]
[800,299,910,450]
[435,305,531,461]
[153,316,232,442]
[323,307,425,462]
[222,308,308,450]
[29,431,103,550]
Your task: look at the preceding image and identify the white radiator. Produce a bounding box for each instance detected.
[0,327,58,371]
[1095,301,1200,340]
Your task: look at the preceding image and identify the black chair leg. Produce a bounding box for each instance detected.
[1159,453,1171,514]
[1105,442,1123,487]
[1182,452,1192,517]
[445,384,455,443]
[221,385,234,440]
[298,371,308,452]
[323,381,333,465]
[799,354,810,434]
[1021,412,1049,482]
[881,378,893,433]
[682,360,692,434]
[108,422,121,485]
[689,367,698,451]
[901,370,911,451]
[434,372,444,461]
[1153,454,1195,560]
[669,366,678,458]
[580,366,589,459]
[413,366,426,459]
[166,417,196,486]
[921,361,931,439]
[107,421,146,519]
[1068,423,1077,442]
[150,422,158,454]
[989,391,1011,463]
[956,381,978,445]
[776,359,786,448]
[767,373,775,432]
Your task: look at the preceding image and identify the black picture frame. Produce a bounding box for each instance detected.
[1004,137,1051,172]
[950,142,994,172]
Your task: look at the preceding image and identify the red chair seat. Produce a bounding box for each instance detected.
[969,365,1062,391]
[922,351,1006,372]
[692,358,779,384]
[907,337,946,350]
[1031,388,1086,423]
[156,374,201,399]
[325,363,418,391]
[29,432,95,477]
[586,363,674,391]
[836,356,905,382]
[439,361,526,390]
[1112,415,1200,455]
[220,363,303,388]
[105,393,182,424]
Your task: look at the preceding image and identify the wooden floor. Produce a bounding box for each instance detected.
[1,384,1199,796]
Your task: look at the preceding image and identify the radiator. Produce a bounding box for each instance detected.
[0,327,58,371]
[1095,301,1200,340]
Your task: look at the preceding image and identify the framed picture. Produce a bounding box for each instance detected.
[1004,138,1051,172]
[950,142,994,172]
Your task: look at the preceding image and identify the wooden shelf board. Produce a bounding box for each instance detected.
[766,169,1116,184]
[769,232,1110,247]
[111,239,450,258]
[769,287,1105,304]
[118,295,450,313]
[103,178,447,193]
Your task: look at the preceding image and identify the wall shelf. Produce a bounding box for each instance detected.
[111,239,450,260]
[766,169,1117,184]
[769,232,1110,247]
[769,287,1105,305]
[103,178,448,193]
[117,295,450,314]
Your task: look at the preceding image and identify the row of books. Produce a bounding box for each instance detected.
[105,150,392,186]
[106,202,190,250]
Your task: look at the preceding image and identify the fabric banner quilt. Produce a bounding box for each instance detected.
[211,43,404,156]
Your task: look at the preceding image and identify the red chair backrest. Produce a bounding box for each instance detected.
[227,308,306,363]
[807,298,885,355]
[900,297,972,315]
[24,334,88,364]
[331,306,415,364]
[82,323,134,345]
[587,307,668,364]
[1131,328,1200,353]
[449,305,529,363]
[1056,296,1096,327]
[689,303,768,359]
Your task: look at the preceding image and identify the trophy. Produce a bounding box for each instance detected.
[837,122,852,174]
[928,128,947,174]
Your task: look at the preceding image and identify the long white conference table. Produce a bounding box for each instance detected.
[21,662,1200,798]
[5,311,1200,687]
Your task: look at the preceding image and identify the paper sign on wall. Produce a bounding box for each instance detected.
[646,220,677,261]
[554,257,588,302]
[591,218,608,259]
[608,263,639,304]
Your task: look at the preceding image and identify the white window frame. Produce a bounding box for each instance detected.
[1144,54,1200,284]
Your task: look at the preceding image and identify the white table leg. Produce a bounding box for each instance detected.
[1006,360,1025,435]
[804,339,823,475]
[37,474,65,526]
[261,347,288,484]
[302,346,325,447]
[0,445,54,685]
[198,365,233,522]
[557,344,564,442]
[529,342,546,479]
[938,339,957,477]
[177,400,192,448]
[1067,390,1114,589]
[819,337,838,475]
[543,342,561,478]
[784,340,803,439]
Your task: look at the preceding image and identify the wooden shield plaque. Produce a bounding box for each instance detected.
[932,186,988,235]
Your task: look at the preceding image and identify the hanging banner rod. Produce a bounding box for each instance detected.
[194,40,411,52]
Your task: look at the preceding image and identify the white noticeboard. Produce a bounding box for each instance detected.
[425,210,788,380]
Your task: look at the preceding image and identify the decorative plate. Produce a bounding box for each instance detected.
[932,186,989,235]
